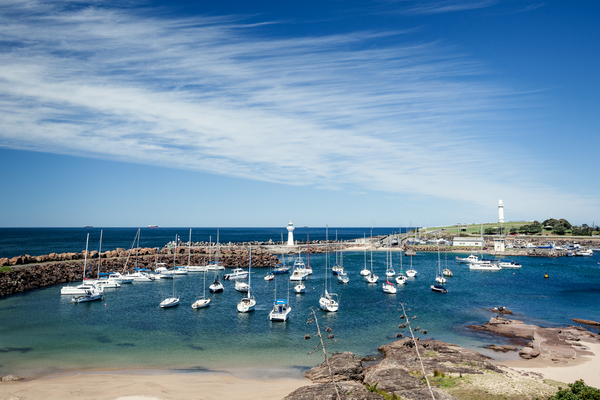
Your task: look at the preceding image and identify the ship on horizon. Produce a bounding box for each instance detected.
[148,225,158,228]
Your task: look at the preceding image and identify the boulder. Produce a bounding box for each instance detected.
[284,381,383,400]
[519,347,540,359]
[1,375,24,382]
[305,352,364,383]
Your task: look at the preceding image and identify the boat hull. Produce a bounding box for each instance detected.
[192,298,210,309]
[159,297,180,308]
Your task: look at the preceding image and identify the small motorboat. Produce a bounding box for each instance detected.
[223,268,248,280]
[431,284,448,293]
[269,299,291,321]
[498,259,521,268]
[290,269,308,281]
[71,289,103,303]
[294,283,305,293]
[264,273,275,281]
[61,283,104,296]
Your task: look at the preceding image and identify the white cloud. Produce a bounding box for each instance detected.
[0,0,597,220]
[388,0,499,14]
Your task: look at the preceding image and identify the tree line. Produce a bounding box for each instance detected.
[482,219,598,236]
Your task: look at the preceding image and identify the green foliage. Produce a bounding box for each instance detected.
[554,225,567,235]
[0,266,13,273]
[366,382,379,392]
[484,227,498,235]
[376,389,403,400]
[549,380,600,400]
[434,369,445,377]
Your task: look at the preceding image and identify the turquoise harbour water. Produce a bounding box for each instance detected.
[1,233,599,377]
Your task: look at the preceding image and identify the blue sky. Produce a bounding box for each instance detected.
[0,0,598,228]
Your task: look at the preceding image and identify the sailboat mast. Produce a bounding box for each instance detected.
[335,230,338,266]
[98,229,103,278]
[83,233,89,280]
[325,225,328,293]
[370,228,373,272]
[188,228,192,267]
[173,235,177,268]
[307,234,310,268]
[216,229,220,264]
[248,244,252,300]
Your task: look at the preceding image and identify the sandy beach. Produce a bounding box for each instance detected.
[0,371,310,400]
[495,341,600,389]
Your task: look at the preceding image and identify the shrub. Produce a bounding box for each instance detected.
[549,380,600,400]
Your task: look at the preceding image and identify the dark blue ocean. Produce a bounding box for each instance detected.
[0,227,408,259]
[1,228,599,378]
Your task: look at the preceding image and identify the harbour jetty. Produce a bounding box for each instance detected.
[0,247,279,297]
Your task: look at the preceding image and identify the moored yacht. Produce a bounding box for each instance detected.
[269,299,291,321]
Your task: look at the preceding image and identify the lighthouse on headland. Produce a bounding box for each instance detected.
[287,221,295,246]
[498,200,504,223]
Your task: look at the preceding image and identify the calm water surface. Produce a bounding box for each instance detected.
[1,230,599,377]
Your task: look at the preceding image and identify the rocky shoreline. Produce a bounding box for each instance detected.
[284,317,600,400]
[0,247,279,297]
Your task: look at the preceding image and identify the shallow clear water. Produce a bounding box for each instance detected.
[1,246,599,377]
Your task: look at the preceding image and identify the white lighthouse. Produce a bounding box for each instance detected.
[498,200,504,223]
[286,221,295,246]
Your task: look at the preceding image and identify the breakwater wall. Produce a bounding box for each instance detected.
[0,248,280,297]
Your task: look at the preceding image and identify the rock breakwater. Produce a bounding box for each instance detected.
[0,248,279,297]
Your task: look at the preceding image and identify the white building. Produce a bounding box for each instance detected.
[493,237,505,252]
[286,221,295,246]
[498,200,504,223]
[452,237,484,247]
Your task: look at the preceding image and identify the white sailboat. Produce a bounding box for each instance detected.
[160,237,180,308]
[61,233,103,295]
[382,278,396,294]
[331,231,343,275]
[405,243,417,277]
[319,226,339,312]
[435,244,446,284]
[206,229,225,270]
[237,245,256,313]
[185,229,207,272]
[337,248,349,283]
[304,236,313,275]
[191,269,211,309]
[209,274,224,292]
[382,242,396,293]
[365,229,379,283]
[360,233,370,276]
[385,236,395,277]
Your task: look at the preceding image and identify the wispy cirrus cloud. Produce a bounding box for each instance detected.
[388,0,499,14]
[0,0,596,218]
